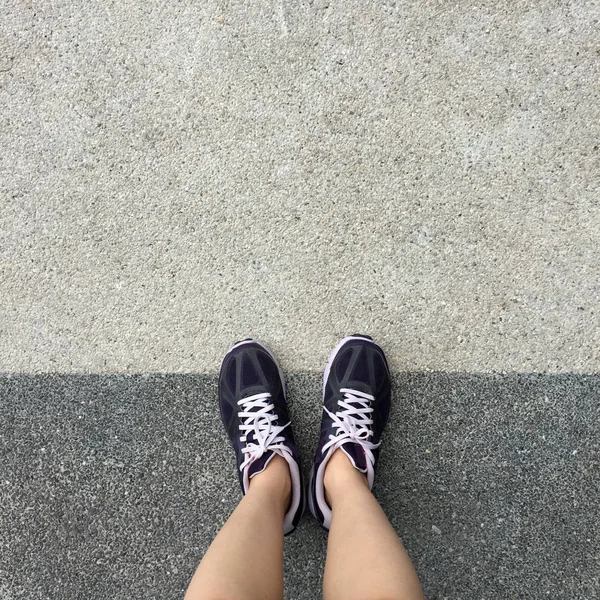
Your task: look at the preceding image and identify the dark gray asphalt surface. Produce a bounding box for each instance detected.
[1,373,598,599]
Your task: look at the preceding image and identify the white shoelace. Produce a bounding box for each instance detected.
[238,392,291,472]
[322,388,380,467]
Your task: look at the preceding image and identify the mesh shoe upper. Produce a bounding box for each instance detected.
[309,335,391,529]
[218,339,305,534]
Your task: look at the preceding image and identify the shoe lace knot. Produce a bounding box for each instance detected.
[322,388,380,465]
[237,392,290,471]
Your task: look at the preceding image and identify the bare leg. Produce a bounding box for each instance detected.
[184,455,291,600]
[323,449,425,600]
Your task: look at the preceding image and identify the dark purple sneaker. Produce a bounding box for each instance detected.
[308,335,391,529]
[218,339,305,534]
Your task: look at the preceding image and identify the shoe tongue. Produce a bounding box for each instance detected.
[340,442,368,473]
[246,449,276,479]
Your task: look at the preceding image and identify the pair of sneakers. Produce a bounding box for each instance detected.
[218,335,391,534]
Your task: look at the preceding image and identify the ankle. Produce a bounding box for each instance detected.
[248,453,292,511]
[324,448,369,506]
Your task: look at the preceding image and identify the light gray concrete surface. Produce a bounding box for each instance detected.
[1,373,599,599]
[1,0,599,373]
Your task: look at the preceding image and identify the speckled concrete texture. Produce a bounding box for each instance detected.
[1,1,599,373]
[1,373,598,599]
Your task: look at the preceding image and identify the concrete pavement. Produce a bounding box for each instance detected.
[1,0,599,373]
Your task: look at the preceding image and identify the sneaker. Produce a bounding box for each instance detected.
[218,339,305,534]
[308,335,391,529]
